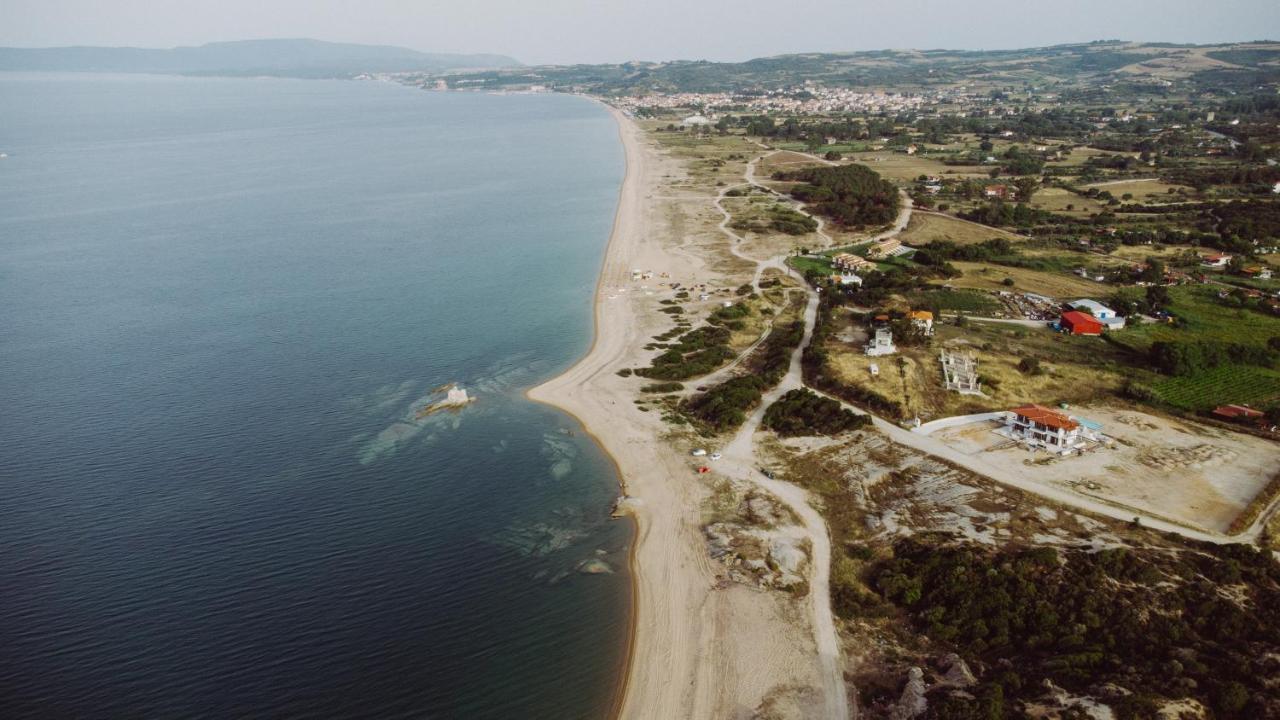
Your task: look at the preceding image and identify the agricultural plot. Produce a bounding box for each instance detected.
[1153,364,1280,411]
[939,261,1110,298]
[844,151,973,182]
[1028,187,1106,217]
[1114,285,1280,352]
[787,255,835,277]
[903,289,1001,315]
[896,212,1023,246]
[756,150,825,176]
[1081,179,1192,202]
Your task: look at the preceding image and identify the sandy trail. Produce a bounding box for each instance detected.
[718,291,851,720]
[531,108,832,719]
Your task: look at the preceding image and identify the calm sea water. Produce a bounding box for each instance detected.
[0,73,630,719]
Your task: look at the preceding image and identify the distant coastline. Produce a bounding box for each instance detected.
[0,39,519,79]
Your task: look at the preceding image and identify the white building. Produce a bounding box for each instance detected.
[1068,299,1125,329]
[1002,404,1105,453]
[681,114,713,128]
[865,327,897,357]
[909,310,934,336]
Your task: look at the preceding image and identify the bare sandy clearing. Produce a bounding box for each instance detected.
[929,407,1279,533]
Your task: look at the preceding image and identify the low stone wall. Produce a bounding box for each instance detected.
[913,412,1008,436]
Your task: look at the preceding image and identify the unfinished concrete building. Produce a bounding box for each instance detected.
[940,349,982,395]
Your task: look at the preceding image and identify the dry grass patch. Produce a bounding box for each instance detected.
[1082,179,1191,201]
[844,152,963,182]
[941,261,1109,298]
[1029,187,1106,216]
[898,212,1024,246]
[756,150,826,176]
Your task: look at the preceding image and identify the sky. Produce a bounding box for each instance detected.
[4,0,1280,65]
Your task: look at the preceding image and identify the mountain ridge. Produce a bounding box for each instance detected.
[0,38,521,78]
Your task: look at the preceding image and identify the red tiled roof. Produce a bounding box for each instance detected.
[1212,405,1264,419]
[1010,404,1079,431]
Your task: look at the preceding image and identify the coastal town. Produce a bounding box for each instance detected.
[11,6,1280,720]
[510,40,1280,720]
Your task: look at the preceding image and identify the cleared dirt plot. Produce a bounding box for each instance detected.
[897,212,1023,246]
[755,150,825,177]
[929,406,1280,534]
[844,151,977,182]
[1050,146,1136,167]
[763,430,1152,550]
[940,261,1109,298]
[1082,178,1191,201]
[1028,186,1107,217]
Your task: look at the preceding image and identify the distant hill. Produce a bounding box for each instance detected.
[0,39,521,78]
[426,40,1280,94]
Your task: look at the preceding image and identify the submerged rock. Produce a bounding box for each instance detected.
[576,558,614,575]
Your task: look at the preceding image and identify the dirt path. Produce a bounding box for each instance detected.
[700,145,922,719]
[718,291,852,720]
[707,147,851,718]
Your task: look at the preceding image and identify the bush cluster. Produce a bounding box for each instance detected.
[865,539,1280,719]
[762,389,869,436]
[774,164,901,228]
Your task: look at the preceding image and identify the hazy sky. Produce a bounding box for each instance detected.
[5,0,1280,64]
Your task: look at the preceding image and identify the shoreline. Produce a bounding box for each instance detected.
[524,101,640,719]
[529,101,832,719]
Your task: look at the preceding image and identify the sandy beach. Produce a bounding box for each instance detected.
[528,107,829,718]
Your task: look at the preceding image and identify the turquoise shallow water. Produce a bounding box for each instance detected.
[0,73,630,718]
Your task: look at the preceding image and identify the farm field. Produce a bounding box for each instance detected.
[1152,364,1280,411]
[1081,178,1192,201]
[938,261,1110,298]
[1049,146,1138,167]
[897,212,1023,246]
[787,254,835,277]
[1112,285,1280,352]
[1106,244,1201,263]
[756,150,825,176]
[1028,186,1106,216]
[902,288,1001,315]
[845,151,976,182]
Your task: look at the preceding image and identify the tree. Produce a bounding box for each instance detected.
[1012,177,1039,203]
[1145,285,1171,311]
[1214,681,1249,716]
[1139,257,1166,284]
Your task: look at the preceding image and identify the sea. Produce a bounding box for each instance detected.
[0,73,631,719]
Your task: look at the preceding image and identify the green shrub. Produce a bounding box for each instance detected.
[763,389,870,436]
